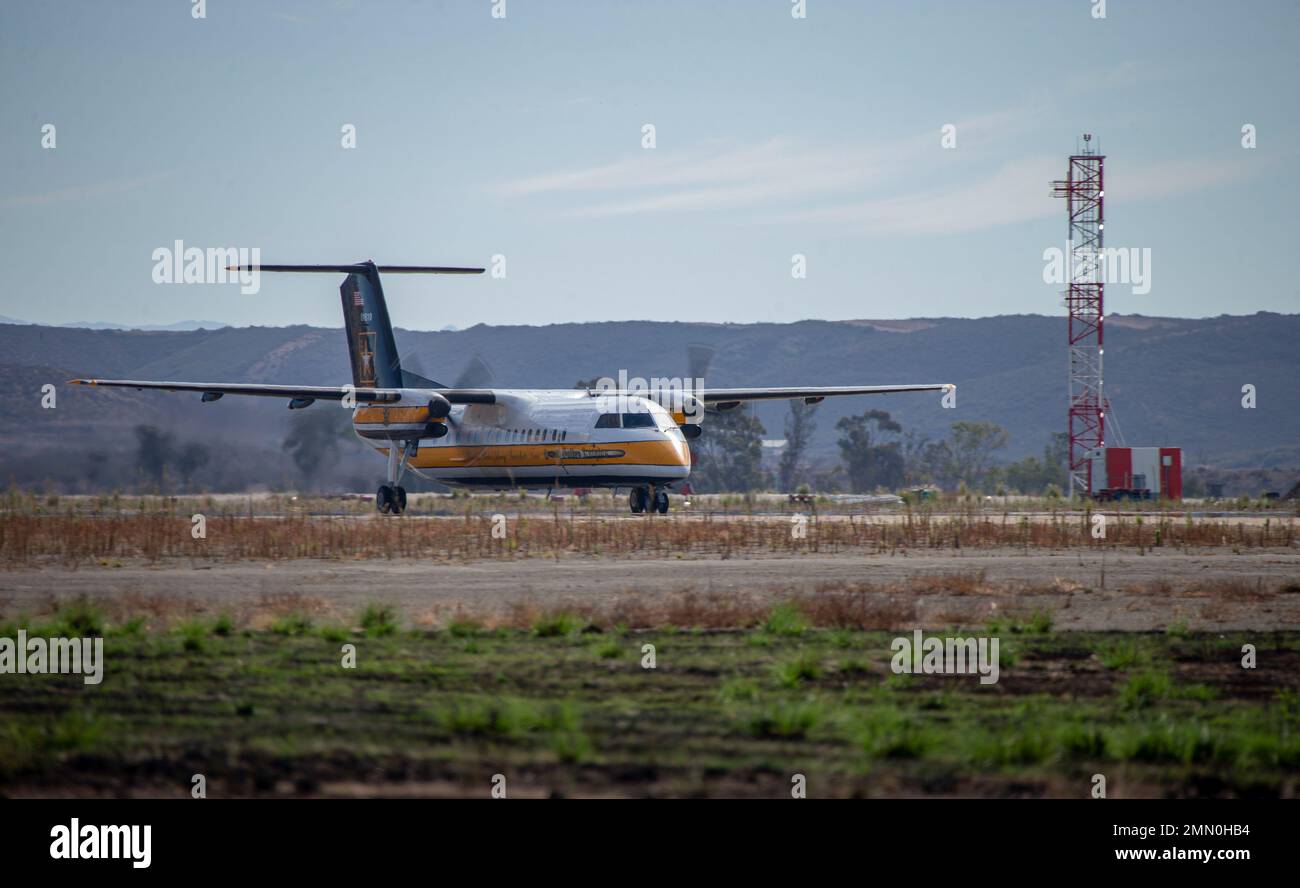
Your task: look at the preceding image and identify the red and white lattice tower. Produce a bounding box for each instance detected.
[1051,134,1108,499]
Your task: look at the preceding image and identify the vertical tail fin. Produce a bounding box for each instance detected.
[227,261,485,390]
[340,262,402,388]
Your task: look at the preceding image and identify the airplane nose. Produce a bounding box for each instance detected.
[671,436,691,472]
[655,428,691,476]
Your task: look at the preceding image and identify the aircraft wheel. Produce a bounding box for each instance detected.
[395,486,408,514]
[653,489,669,514]
[376,485,395,514]
[628,487,648,514]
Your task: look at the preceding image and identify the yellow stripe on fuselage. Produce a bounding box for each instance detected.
[383,439,689,470]
[354,406,437,425]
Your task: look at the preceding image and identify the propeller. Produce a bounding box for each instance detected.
[399,347,498,431]
[686,343,714,387]
[680,343,715,435]
[454,353,497,389]
[402,349,433,382]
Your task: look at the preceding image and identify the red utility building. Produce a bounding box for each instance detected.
[1088,446,1182,501]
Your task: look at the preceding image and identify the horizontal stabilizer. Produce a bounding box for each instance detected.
[225,264,484,274]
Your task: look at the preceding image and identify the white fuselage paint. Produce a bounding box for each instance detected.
[357,389,692,490]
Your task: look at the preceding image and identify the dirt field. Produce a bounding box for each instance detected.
[3,547,1298,632]
[2,507,1296,798]
[3,623,1297,799]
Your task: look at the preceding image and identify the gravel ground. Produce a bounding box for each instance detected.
[3,547,1297,631]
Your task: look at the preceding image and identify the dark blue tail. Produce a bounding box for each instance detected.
[340,262,405,388]
[226,260,485,390]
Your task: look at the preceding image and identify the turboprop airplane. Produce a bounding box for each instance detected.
[70,262,954,514]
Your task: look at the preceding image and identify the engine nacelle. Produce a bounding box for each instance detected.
[655,392,706,426]
[353,402,447,440]
[427,395,452,419]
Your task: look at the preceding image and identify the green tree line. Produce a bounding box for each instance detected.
[689,403,1067,496]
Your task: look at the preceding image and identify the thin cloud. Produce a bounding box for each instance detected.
[760,156,1062,235]
[1110,156,1254,203]
[494,106,1044,221]
[2,172,171,208]
[493,89,1258,235]
[564,143,886,217]
[767,153,1259,236]
[497,139,874,197]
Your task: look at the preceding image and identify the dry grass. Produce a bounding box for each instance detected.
[1,504,1294,567]
[8,572,1298,634]
[1124,578,1282,601]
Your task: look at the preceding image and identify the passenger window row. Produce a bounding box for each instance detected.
[454,412,664,442]
[458,427,569,444]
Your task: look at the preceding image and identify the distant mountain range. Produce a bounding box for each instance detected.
[0,317,228,332]
[1,313,1296,491]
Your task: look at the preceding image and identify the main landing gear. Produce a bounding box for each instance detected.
[377,439,415,515]
[377,484,407,515]
[628,486,670,515]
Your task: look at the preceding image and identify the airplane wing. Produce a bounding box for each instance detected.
[66,379,497,405]
[701,384,953,407]
[69,378,950,407]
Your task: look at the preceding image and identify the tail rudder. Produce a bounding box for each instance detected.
[340,262,402,388]
[226,261,484,390]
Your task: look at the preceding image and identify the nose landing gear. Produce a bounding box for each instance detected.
[652,488,669,514]
[628,486,648,514]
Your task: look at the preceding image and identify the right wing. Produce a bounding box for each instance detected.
[700,384,953,407]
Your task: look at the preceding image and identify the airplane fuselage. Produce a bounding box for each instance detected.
[354,388,692,490]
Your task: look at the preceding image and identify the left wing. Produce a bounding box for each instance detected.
[66,379,497,405]
[68,378,400,403]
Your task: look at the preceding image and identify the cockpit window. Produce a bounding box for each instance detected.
[595,413,620,428]
[622,413,656,429]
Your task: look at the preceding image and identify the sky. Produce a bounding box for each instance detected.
[1,0,1297,330]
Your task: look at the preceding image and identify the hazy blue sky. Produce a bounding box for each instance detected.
[2,0,1296,330]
